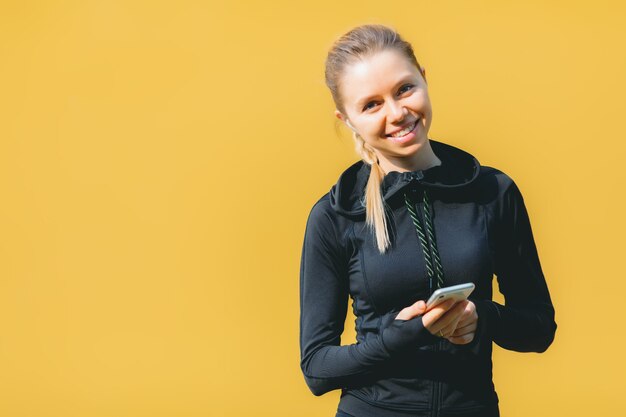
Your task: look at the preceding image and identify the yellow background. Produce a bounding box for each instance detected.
[1,1,624,416]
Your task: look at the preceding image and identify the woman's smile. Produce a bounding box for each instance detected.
[386,118,420,143]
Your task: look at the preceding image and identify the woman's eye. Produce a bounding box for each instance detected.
[399,84,414,94]
[363,102,377,111]
[362,85,413,112]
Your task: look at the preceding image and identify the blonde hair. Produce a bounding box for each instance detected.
[324,24,425,254]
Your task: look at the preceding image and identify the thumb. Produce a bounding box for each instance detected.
[413,300,426,314]
[395,300,427,321]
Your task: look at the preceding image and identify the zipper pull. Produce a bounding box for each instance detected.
[403,171,424,182]
[406,171,424,195]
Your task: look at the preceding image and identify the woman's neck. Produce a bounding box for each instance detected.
[377,145,441,174]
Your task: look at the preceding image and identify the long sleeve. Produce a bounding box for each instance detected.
[482,180,558,352]
[299,199,440,396]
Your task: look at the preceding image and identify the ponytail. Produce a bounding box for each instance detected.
[353,132,391,254]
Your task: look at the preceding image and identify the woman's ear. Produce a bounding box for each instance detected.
[335,110,356,132]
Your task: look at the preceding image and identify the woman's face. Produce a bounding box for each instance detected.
[335,49,433,169]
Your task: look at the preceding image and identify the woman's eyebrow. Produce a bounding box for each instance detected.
[355,74,416,108]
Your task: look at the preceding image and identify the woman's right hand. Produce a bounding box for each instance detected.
[395,299,465,338]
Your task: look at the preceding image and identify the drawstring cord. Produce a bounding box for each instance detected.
[403,189,445,293]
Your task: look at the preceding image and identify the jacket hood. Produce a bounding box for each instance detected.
[329,139,481,216]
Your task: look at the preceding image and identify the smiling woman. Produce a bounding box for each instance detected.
[299,24,557,417]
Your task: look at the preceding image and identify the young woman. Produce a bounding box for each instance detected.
[299,24,557,417]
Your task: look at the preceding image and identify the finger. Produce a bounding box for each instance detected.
[407,300,427,317]
[394,300,427,321]
[422,300,456,329]
[447,333,475,345]
[448,317,477,328]
[439,327,455,338]
[450,322,478,337]
[455,308,479,329]
[454,321,477,333]
[438,318,462,338]
[425,298,456,313]
[452,314,476,329]
[449,322,478,338]
[443,302,475,338]
[430,302,466,333]
[440,315,463,337]
[456,320,478,331]
[423,300,457,334]
[413,300,427,314]
[426,299,456,318]
[444,300,469,318]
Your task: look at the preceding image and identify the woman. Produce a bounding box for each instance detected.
[299,24,557,417]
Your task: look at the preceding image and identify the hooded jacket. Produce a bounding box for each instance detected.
[299,139,557,417]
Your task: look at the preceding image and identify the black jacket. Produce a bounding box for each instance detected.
[299,139,557,417]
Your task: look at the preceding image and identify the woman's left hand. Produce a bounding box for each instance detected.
[443,300,478,345]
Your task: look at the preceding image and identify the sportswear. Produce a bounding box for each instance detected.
[299,139,557,417]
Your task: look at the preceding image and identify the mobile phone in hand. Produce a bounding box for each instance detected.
[425,283,475,310]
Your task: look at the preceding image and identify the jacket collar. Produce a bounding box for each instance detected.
[329,139,481,216]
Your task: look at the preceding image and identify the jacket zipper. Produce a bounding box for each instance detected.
[432,340,442,417]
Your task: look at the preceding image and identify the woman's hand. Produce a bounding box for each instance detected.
[441,300,478,345]
[395,299,478,345]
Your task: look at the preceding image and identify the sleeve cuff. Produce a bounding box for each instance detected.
[477,298,502,338]
[381,315,441,355]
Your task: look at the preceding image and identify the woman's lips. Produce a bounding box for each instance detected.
[386,118,420,143]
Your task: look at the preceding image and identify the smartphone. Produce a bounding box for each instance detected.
[426,283,475,310]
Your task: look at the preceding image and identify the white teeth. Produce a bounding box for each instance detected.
[388,119,419,138]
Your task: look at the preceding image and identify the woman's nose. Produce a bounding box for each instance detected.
[387,100,407,123]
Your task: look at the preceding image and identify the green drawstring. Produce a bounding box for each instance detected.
[403,189,445,293]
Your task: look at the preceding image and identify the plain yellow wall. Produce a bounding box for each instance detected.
[1,1,624,416]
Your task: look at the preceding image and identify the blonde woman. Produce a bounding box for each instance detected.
[299,24,557,417]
